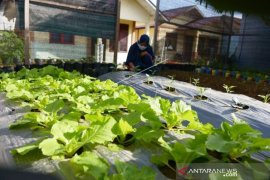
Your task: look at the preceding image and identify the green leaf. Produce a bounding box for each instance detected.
[82,116,117,144]
[59,151,109,180]
[39,138,65,156]
[206,133,238,153]
[121,111,142,126]
[112,119,135,142]
[51,120,80,144]
[9,119,35,129]
[170,100,192,114]
[11,142,39,155]
[44,99,65,113]
[159,98,171,115]
[141,110,162,129]
[134,126,164,143]
[70,151,109,179]
[112,160,156,180]
[61,111,81,121]
[9,112,39,129]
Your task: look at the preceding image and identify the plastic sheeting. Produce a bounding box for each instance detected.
[0,93,58,174]
[99,71,270,160]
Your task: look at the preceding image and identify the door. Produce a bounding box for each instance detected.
[183,36,194,62]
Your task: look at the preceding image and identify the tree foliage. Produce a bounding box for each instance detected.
[0,31,24,64]
[196,0,270,16]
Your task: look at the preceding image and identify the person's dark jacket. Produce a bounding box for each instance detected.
[125,42,155,68]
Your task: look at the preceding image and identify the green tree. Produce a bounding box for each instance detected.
[196,0,270,16]
[0,31,24,65]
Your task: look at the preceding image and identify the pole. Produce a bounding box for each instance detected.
[153,0,160,55]
[226,11,234,62]
[24,0,30,66]
[113,0,121,65]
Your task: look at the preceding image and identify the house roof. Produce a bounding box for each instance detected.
[186,15,241,33]
[150,0,238,18]
[162,5,204,20]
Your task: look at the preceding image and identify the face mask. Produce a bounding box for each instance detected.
[137,42,147,51]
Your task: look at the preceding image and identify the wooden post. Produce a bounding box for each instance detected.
[226,11,234,62]
[113,0,121,65]
[24,0,30,66]
[153,0,160,55]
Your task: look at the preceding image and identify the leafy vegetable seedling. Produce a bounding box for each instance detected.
[164,75,176,92]
[144,74,153,85]
[192,78,200,86]
[223,84,236,93]
[258,94,270,103]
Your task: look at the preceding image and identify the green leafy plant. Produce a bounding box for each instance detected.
[2,66,270,180]
[165,75,175,91]
[112,119,135,145]
[192,78,200,86]
[144,74,153,84]
[223,84,236,93]
[258,94,270,103]
[0,31,24,65]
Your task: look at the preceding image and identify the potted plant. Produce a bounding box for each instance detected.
[34,58,43,65]
[0,31,24,66]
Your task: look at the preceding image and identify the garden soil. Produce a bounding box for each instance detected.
[158,70,270,102]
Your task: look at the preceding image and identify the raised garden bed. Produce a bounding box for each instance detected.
[0,67,269,179]
[158,70,270,102]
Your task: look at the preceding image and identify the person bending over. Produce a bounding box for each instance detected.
[125,34,155,72]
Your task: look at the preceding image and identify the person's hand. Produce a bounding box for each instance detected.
[140,51,149,57]
[128,62,136,71]
[129,66,136,72]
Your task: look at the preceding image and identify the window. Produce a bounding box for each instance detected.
[109,24,129,52]
[49,33,74,44]
[165,33,177,51]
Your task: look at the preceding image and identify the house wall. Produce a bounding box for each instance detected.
[30,31,88,60]
[105,19,135,64]
[236,15,270,71]
[120,0,152,23]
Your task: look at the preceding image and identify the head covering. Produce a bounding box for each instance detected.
[139,34,150,45]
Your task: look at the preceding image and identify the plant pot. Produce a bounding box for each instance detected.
[34,59,43,65]
[225,71,231,78]
[64,62,74,72]
[230,71,237,78]
[73,62,83,73]
[205,67,212,74]
[236,72,241,79]
[195,68,201,74]
[247,76,253,81]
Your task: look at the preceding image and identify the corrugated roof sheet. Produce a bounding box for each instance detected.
[150,0,242,18]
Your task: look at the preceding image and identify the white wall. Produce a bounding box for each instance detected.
[121,0,151,23]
